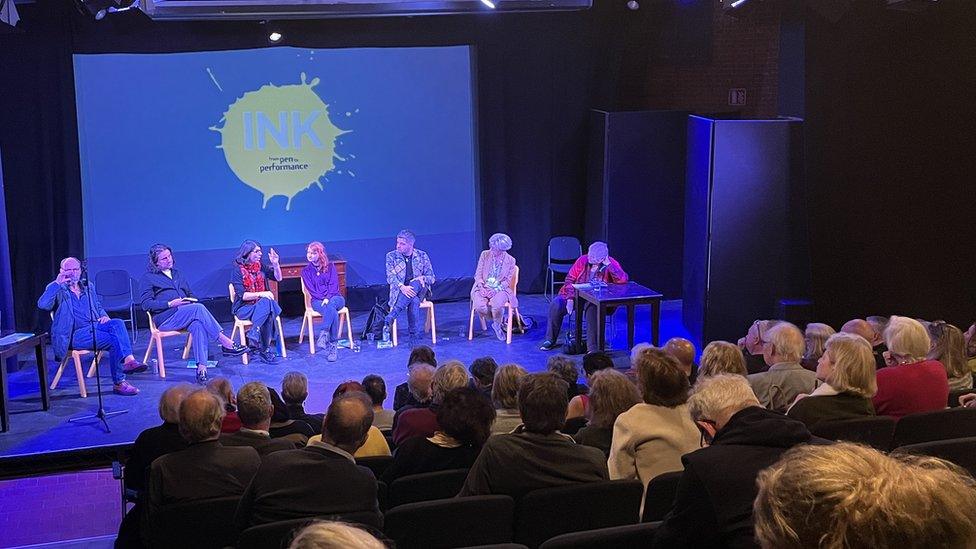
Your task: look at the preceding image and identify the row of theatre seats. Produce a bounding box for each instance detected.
[141,406,976,549]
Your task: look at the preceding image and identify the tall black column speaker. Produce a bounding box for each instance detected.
[585,110,689,298]
[682,116,809,347]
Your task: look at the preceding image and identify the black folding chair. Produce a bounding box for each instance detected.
[94,269,137,342]
[642,471,681,522]
[539,522,661,549]
[384,495,515,549]
[892,436,976,477]
[237,511,383,549]
[892,407,976,448]
[514,479,643,548]
[546,236,581,299]
[148,496,239,548]
[387,468,469,508]
[810,416,896,451]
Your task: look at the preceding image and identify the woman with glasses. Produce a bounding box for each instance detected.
[872,316,949,418]
[786,332,877,428]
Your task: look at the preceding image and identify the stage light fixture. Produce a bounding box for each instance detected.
[729,0,748,7]
[480,0,497,8]
[626,0,639,9]
[269,31,282,42]
[79,0,139,20]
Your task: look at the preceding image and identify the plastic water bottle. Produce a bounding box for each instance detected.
[382,325,390,344]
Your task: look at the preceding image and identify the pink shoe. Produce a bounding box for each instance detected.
[114,381,139,396]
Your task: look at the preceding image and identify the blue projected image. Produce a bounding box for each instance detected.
[73,46,477,296]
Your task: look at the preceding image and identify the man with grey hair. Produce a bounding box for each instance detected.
[384,229,435,341]
[220,382,296,456]
[652,374,817,547]
[147,390,261,517]
[235,391,380,529]
[541,241,628,352]
[392,361,470,445]
[841,318,887,369]
[746,322,817,412]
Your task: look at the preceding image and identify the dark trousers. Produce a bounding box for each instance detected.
[545,295,601,352]
[235,297,282,349]
[71,318,131,384]
[385,280,429,336]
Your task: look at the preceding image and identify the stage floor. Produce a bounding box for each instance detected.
[0,295,688,463]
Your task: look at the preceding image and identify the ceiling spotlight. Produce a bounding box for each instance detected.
[626,0,639,9]
[269,31,282,42]
[480,0,496,8]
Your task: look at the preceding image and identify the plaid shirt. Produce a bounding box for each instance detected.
[385,248,435,306]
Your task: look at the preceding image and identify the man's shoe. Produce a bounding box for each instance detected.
[195,370,209,385]
[114,381,139,396]
[259,348,281,365]
[326,342,338,363]
[221,343,248,357]
[539,340,557,351]
[122,361,148,374]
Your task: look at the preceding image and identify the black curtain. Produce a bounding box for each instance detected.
[0,0,652,329]
[805,0,976,327]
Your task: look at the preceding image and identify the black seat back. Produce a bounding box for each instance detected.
[148,496,239,548]
[384,495,514,549]
[357,455,393,478]
[237,511,383,549]
[892,436,976,477]
[388,468,469,508]
[539,522,661,549]
[642,471,682,522]
[892,408,976,448]
[810,416,896,451]
[514,479,643,548]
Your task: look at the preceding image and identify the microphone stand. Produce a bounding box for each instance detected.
[69,266,128,432]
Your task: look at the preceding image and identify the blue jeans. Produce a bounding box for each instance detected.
[71,319,131,384]
[385,280,429,336]
[311,295,346,340]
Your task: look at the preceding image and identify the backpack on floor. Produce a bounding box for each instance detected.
[360,299,390,340]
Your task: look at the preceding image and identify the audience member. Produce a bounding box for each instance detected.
[381,386,495,484]
[738,320,779,374]
[664,337,699,385]
[966,322,976,373]
[288,521,385,549]
[573,369,640,457]
[747,322,817,413]
[802,322,835,371]
[148,390,260,516]
[207,377,242,433]
[391,363,435,433]
[393,361,469,445]
[841,318,887,369]
[547,354,587,401]
[873,315,949,418]
[787,332,877,428]
[653,375,816,546]
[565,351,615,420]
[306,382,391,458]
[459,373,608,498]
[469,356,498,399]
[608,348,699,492]
[697,341,747,379]
[393,346,436,410]
[269,387,316,444]
[282,371,325,435]
[866,315,890,346]
[220,382,297,456]
[754,442,976,549]
[927,321,973,390]
[491,363,528,434]
[362,374,394,430]
[235,391,380,529]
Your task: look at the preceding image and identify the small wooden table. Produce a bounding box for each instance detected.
[574,282,663,350]
[0,331,50,433]
[270,259,347,301]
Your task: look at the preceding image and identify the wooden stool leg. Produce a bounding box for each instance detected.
[155,336,166,379]
[142,336,154,364]
[506,306,514,344]
[182,334,193,360]
[468,307,476,341]
[428,307,437,345]
[86,352,99,378]
[238,324,249,365]
[392,319,398,347]
[51,356,69,391]
[74,354,88,398]
[299,314,308,345]
[344,311,354,348]
[306,313,315,354]
[277,317,287,358]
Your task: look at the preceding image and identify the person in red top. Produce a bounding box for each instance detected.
[872,315,949,419]
[540,241,628,352]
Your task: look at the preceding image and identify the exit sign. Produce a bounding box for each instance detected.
[729,88,747,106]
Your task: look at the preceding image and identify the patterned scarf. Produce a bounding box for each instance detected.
[240,262,265,293]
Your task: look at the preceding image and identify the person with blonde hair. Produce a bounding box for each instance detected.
[787,332,877,428]
[802,322,835,371]
[873,315,949,418]
[393,360,470,445]
[609,349,700,492]
[927,321,972,390]
[653,375,815,546]
[697,341,747,379]
[491,363,528,434]
[747,322,817,413]
[288,521,385,549]
[471,233,518,341]
[574,369,640,457]
[754,442,976,549]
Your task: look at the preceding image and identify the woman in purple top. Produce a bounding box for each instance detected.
[301,241,345,361]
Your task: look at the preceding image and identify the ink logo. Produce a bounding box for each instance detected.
[211,73,346,209]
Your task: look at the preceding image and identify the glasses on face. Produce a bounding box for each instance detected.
[752,320,767,346]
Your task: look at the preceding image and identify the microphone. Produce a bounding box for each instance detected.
[79,260,90,288]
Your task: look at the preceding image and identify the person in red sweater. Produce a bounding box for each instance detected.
[872,315,949,419]
[540,241,628,352]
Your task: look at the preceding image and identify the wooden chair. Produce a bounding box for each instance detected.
[297,278,353,354]
[228,283,287,365]
[140,312,194,379]
[48,312,100,398]
[392,300,437,346]
[468,265,525,344]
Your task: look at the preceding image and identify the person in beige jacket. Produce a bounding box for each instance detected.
[470,233,519,341]
[609,348,701,498]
